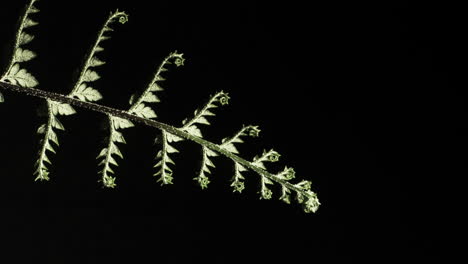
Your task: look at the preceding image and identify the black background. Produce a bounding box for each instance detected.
[0,0,458,263]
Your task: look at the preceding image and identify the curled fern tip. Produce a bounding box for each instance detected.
[219,92,230,105]
[247,126,261,137]
[103,175,117,188]
[113,10,129,24]
[231,181,245,193]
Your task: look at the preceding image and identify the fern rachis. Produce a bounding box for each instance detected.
[0,0,320,213]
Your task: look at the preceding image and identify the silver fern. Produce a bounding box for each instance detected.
[0,0,320,213]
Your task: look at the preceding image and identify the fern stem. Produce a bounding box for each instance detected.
[0,81,311,197]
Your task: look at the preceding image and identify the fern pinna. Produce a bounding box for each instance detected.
[0,0,320,213]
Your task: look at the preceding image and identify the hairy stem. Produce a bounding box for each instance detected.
[0,81,308,195]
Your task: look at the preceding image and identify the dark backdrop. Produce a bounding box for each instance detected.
[0,0,457,263]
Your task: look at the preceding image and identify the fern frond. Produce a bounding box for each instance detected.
[255,165,319,212]
[97,116,133,188]
[181,91,230,137]
[220,131,318,211]
[259,174,274,200]
[219,125,260,191]
[221,125,260,154]
[231,163,247,193]
[250,149,319,212]
[252,149,281,169]
[33,9,127,181]
[97,52,183,187]
[222,135,282,200]
[34,101,57,180]
[0,0,39,101]
[129,51,184,118]
[69,9,128,98]
[154,130,179,185]
[33,101,74,181]
[251,149,286,199]
[0,2,320,213]
[194,146,218,189]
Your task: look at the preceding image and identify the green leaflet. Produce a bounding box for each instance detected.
[112,116,134,129]
[82,70,100,82]
[50,113,65,130]
[141,92,160,103]
[50,101,76,116]
[3,64,38,88]
[74,84,102,102]
[19,32,34,45]
[131,104,157,119]
[14,48,36,63]
[89,57,106,67]
[24,18,38,28]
